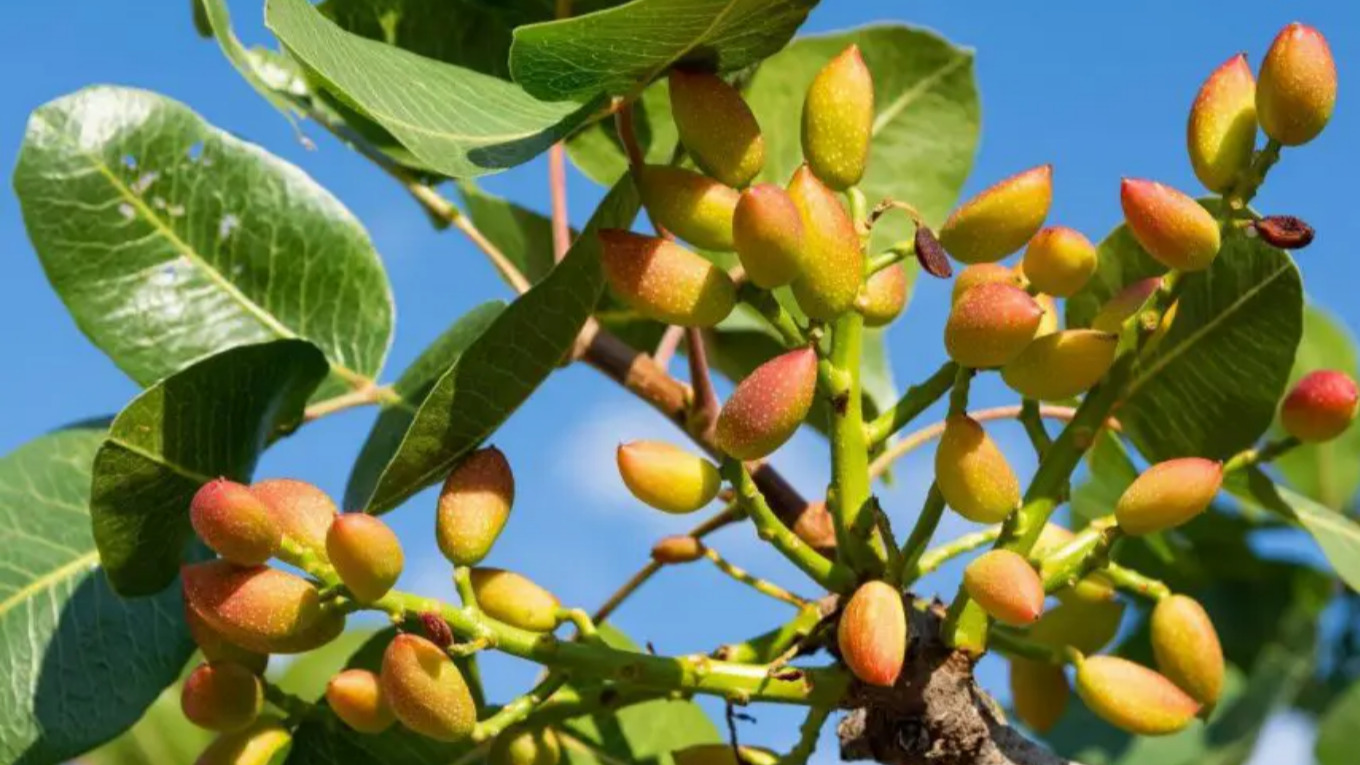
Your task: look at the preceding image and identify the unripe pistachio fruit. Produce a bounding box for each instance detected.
[599,229,736,327]
[636,165,739,251]
[1002,330,1118,401]
[186,604,269,675]
[380,634,477,742]
[715,347,818,460]
[181,661,263,732]
[182,561,345,654]
[1120,179,1220,272]
[674,744,775,765]
[939,165,1053,264]
[1009,658,1069,734]
[489,726,562,765]
[786,166,864,320]
[837,580,907,687]
[669,69,764,189]
[945,283,1045,369]
[935,416,1021,523]
[859,263,909,327]
[190,479,281,566]
[1091,277,1160,334]
[327,514,403,603]
[1257,23,1336,146]
[469,568,561,632]
[1022,226,1097,297]
[952,263,1023,305]
[651,535,706,564]
[964,550,1044,626]
[1187,54,1258,192]
[732,183,804,288]
[1027,525,1116,605]
[1280,370,1359,442]
[1151,595,1224,709]
[194,717,292,765]
[437,447,514,566]
[1075,656,1200,736]
[616,441,721,514]
[249,478,337,566]
[1030,598,1125,655]
[1115,457,1223,536]
[326,668,395,734]
[801,45,873,190]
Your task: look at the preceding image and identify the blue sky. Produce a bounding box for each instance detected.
[2,2,1356,762]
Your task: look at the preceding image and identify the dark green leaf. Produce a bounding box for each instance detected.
[1317,680,1360,765]
[1274,304,1360,510]
[13,86,393,400]
[0,426,196,764]
[458,183,560,284]
[1112,229,1303,460]
[83,679,212,765]
[565,81,674,186]
[1229,467,1360,591]
[1071,429,1137,525]
[91,340,329,595]
[510,0,816,102]
[267,0,598,178]
[345,302,506,510]
[1064,225,1163,331]
[355,179,640,513]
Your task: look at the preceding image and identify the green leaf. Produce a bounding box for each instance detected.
[509,0,816,102]
[345,302,506,510]
[1071,429,1137,525]
[744,25,981,255]
[83,677,212,765]
[1230,467,1360,591]
[266,0,597,178]
[1064,224,1164,331]
[458,183,560,284]
[355,179,641,513]
[1274,304,1360,510]
[565,81,675,186]
[92,340,329,596]
[198,0,305,125]
[13,86,393,400]
[1317,680,1360,765]
[0,426,197,765]
[1108,228,1303,460]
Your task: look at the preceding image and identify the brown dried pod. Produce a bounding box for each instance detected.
[914,225,953,278]
[1253,215,1315,250]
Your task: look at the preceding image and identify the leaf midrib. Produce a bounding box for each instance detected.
[0,550,99,619]
[872,51,970,136]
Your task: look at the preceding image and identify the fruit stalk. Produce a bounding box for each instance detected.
[896,483,947,584]
[783,705,834,765]
[1018,399,1053,457]
[827,311,885,573]
[471,674,568,743]
[703,546,809,606]
[863,361,959,446]
[1227,139,1283,210]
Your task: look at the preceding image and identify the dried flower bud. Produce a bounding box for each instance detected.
[380,634,477,742]
[951,263,1023,305]
[1281,369,1358,442]
[437,447,514,567]
[1022,226,1097,297]
[1002,329,1118,401]
[944,283,1044,369]
[939,165,1053,264]
[1115,458,1223,536]
[1120,179,1220,272]
[190,479,281,566]
[1253,215,1315,249]
[651,535,706,564]
[913,225,953,279]
[1188,54,1258,192]
[859,263,909,327]
[935,415,1021,524]
[637,165,739,251]
[194,717,292,765]
[1010,658,1069,734]
[715,347,818,460]
[599,229,736,327]
[617,441,721,514]
[801,45,873,190]
[1258,23,1337,146]
[1151,595,1224,709]
[327,668,396,734]
[733,183,804,288]
[964,550,1044,626]
[181,662,263,732]
[469,568,561,632]
[182,561,344,654]
[490,726,562,765]
[1075,656,1200,736]
[249,478,337,566]
[787,166,864,319]
[420,612,454,648]
[669,69,765,188]
[327,514,404,603]
[837,580,907,687]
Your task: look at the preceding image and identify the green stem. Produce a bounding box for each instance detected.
[1224,435,1301,472]
[827,311,884,574]
[1019,399,1053,458]
[1103,562,1172,601]
[897,483,946,585]
[368,590,850,706]
[864,362,958,453]
[714,603,826,664]
[472,674,569,742]
[1038,522,1122,592]
[780,705,834,765]
[454,566,482,617]
[739,284,807,348]
[279,539,339,587]
[948,365,974,416]
[988,628,1070,666]
[556,608,602,643]
[722,460,857,594]
[866,243,912,275]
[263,682,316,724]
[913,527,1001,579]
[1228,139,1283,210]
[705,548,810,606]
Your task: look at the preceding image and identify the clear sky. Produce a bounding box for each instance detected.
[2,2,1356,763]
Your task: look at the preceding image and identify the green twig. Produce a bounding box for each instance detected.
[897,483,947,585]
[714,603,828,664]
[780,705,834,765]
[705,548,810,607]
[988,628,1071,666]
[1018,399,1053,458]
[826,312,885,574]
[913,527,1001,579]
[738,284,807,348]
[472,674,569,743]
[864,361,958,447]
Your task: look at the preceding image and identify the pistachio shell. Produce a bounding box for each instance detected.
[1258,23,1336,146]
[616,441,721,514]
[860,264,909,327]
[951,263,1023,305]
[935,416,1021,523]
[940,165,1053,264]
[1030,598,1125,655]
[1120,179,1220,272]
[1281,369,1359,442]
[249,478,337,566]
[380,634,477,742]
[733,183,804,288]
[1091,277,1161,334]
[964,550,1044,626]
[194,717,292,765]
[191,479,281,566]
[1010,658,1069,734]
[637,165,739,251]
[1151,595,1224,708]
[1022,226,1097,297]
[715,347,818,460]
[1188,54,1258,192]
[437,447,514,566]
[944,283,1044,369]
[326,668,395,734]
[182,561,345,654]
[186,604,269,675]
[1002,330,1118,401]
[651,535,706,564]
[786,166,863,320]
[1115,458,1223,535]
[327,514,404,603]
[470,568,561,632]
[489,726,562,765]
[1075,656,1200,736]
[599,229,736,327]
[837,580,907,687]
[669,69,764,188]
[1028,524,1076,561]
[1032,293,1060,339]
[182,662,263,732]
[801,45,873,190]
